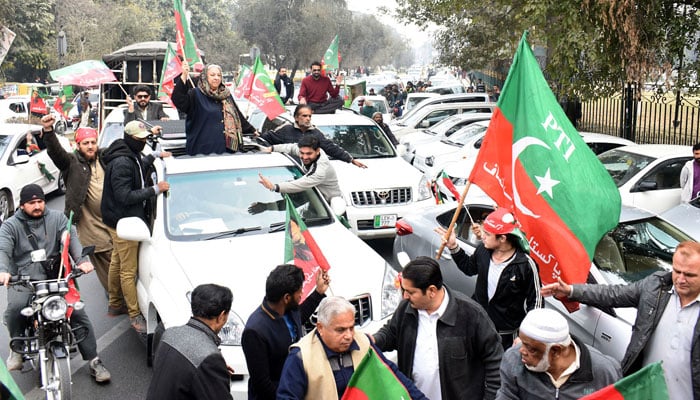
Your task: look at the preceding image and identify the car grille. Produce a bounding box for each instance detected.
[303,294,373,334]
[351,188,411,206]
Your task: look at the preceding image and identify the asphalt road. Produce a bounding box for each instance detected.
[2,193,395,399]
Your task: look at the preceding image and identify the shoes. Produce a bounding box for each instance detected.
[130,314,147,334]
[107,305,128,316]
[89,358,111,383]
[6,351,23,371]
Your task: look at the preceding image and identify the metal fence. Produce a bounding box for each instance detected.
[579,84,700,146]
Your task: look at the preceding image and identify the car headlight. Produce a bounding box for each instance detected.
[417,175,432,201]
[381,263,402,320]
[425,156,434,167]
[219,310,245,345]
[42,296,67,321]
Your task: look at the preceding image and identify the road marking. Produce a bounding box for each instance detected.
[24,318,131,399]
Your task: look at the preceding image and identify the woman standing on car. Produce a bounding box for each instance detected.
[172,63,257,156]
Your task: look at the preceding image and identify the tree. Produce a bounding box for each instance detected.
[0,0,55,82]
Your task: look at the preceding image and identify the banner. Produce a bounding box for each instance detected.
[49,60,117,87]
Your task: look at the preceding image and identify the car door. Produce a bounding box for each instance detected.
[629,157,691,213]
[10,132,55,193]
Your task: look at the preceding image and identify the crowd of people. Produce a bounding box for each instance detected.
[1,59,698,400]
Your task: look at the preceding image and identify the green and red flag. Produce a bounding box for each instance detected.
[247,56,285,120]
[50,60,116,87]
[467,32,620,294]
[283,194,330,301]
[157,42,182,108]
[440,170,461,201]
[233,64,253,99]
[0,353,24,400]
[341,348,411,400]
[173,0,203,70]
[59,211,81,318]
[53,86,74,119]
[321,34,339,76]
[580,362,668,400]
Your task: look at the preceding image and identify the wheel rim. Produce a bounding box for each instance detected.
[0,192,9,221]
[45,351,71,400]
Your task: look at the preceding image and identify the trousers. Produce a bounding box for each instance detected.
[107,228,141,318]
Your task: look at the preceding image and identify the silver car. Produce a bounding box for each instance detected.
[393,202,692,361]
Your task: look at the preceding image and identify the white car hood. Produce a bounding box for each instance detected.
[332,158,422,192]
[415,140,462,159]
[166,223,388,321]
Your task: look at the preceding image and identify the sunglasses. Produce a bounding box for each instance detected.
[311,69,321,72]
[136,94,150,99]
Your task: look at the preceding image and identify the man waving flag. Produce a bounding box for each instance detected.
[467,32,620,291]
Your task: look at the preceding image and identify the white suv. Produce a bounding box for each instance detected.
[250,108,435,239]
[117,150,403,398]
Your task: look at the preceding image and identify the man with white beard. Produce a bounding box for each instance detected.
[496,308,621,400]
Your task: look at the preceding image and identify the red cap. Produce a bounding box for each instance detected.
[74,127,98,144]
[482,208,517,235]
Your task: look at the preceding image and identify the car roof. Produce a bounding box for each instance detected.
[416,102,494,112]
[605,143,691,157]
[579,132,634,145]
[619,205,655,222]
[0,123,41,135]
[164,152,295,175]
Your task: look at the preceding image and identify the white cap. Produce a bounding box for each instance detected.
[519,309,569,344]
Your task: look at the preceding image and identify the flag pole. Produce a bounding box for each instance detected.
[435,180,474,260]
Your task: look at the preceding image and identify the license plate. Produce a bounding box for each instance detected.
[373,214,397,229]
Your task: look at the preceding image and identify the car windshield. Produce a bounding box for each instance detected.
[594,216,690,285]
[598,149,655,187]
[0,135,12,158]
[317,124,396,159]
[444,123,488,146]
[99,122,124,148]
[165,166,332,240]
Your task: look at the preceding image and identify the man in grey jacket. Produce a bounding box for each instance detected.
[497,308,621,399]
[0,184,111,382]
[542,240,700,400]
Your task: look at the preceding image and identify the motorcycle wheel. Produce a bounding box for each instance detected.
[45,349,71,400]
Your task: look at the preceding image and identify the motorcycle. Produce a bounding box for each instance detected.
[8,246,93,400]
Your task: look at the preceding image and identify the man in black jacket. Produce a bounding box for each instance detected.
[101,120,169,333]
[274,68,294,105]
[42,116,112,295]
[260,105,367,169]
[124,85,169,123]
[242,264,329,400]
[372,256,503,400]
[147,284,233,400]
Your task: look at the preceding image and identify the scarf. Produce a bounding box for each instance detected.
[197,67,243,152]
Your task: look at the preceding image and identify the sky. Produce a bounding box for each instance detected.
[346,0,433,48]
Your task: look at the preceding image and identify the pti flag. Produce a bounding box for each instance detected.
[53,87,74,119]
[321,34,339,76]
[59,211,81,319]
[233,64,253,99]
[341,348,411,400]
[283,194,330,301]
[467,32,620,289]
[580,362,668,400]
[173,0,203,70]
[157,43,182,108]
[440,170,461,201]
[49,60,117,87]
[247,57,285,120]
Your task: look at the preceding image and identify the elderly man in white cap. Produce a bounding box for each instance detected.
[496,308,621,400]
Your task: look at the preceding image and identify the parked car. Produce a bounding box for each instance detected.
[404,93,438,112]
[425,83,466,95]
[0,123,71,220]
[434,132,636,201]
[399,112,492,163]
[389,102,495,139]
[349,95,392,122]
[249,108,434,239]
[98,104,185,155]
[597,144,692,214]
[392,93,492,126]
[0,95,68,134]
[661,196,700,240]
[412,120,490,177]
[117,151,403,398]
[393,201,693,361]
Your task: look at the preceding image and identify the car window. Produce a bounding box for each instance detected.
[445,123,488,145]
[0,135,11,159]
[418,109,458,128]
[317,125,395,159]
[594,216,690,285]
[638,159,689,190]
[586,142,626,155]
[261,117,285,133]
[437,205,494,246]
[598,149,655,187]
[165,166,332,240]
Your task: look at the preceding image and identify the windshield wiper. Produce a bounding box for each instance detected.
[200,226,262,240]
[268,222,287,233]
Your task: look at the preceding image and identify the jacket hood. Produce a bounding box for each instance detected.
[102,139,134,163]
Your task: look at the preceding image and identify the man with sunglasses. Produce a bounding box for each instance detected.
[124,85,169,123]
[298,61,344,114]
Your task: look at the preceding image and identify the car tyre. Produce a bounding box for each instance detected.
[55,172,66,195]
[54,120,67,135]
[0,190,13,222]
[146,321,164,367]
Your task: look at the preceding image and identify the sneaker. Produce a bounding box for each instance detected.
[107,305,128,316]
[6,351,23,371]
[130,314,147,334]
[89,358,111,383]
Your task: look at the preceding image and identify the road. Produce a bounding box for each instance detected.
[2,193,394,399]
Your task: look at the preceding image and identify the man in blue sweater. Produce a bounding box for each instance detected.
[241,264,330,400]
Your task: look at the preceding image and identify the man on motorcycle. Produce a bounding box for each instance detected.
[0,184,111,383]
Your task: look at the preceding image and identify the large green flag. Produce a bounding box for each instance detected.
[580,362,668,400]
[467,32,621,288]
[341,348,411,400]
[0,358,24,400]
[322,34,339,74]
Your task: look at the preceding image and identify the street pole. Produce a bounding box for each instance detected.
[57,27,67,67]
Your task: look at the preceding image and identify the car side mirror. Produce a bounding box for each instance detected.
[419,120,430,128]
[330,197,346,217]
[116,217,151,242]
[396,252,411,269]
[634,180,657,192]
[10,152,30,165]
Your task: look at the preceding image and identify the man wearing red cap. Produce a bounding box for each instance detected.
[41,115,114,299]
[436,207,541,349]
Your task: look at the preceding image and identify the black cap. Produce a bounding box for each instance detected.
[20,184,45,205]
